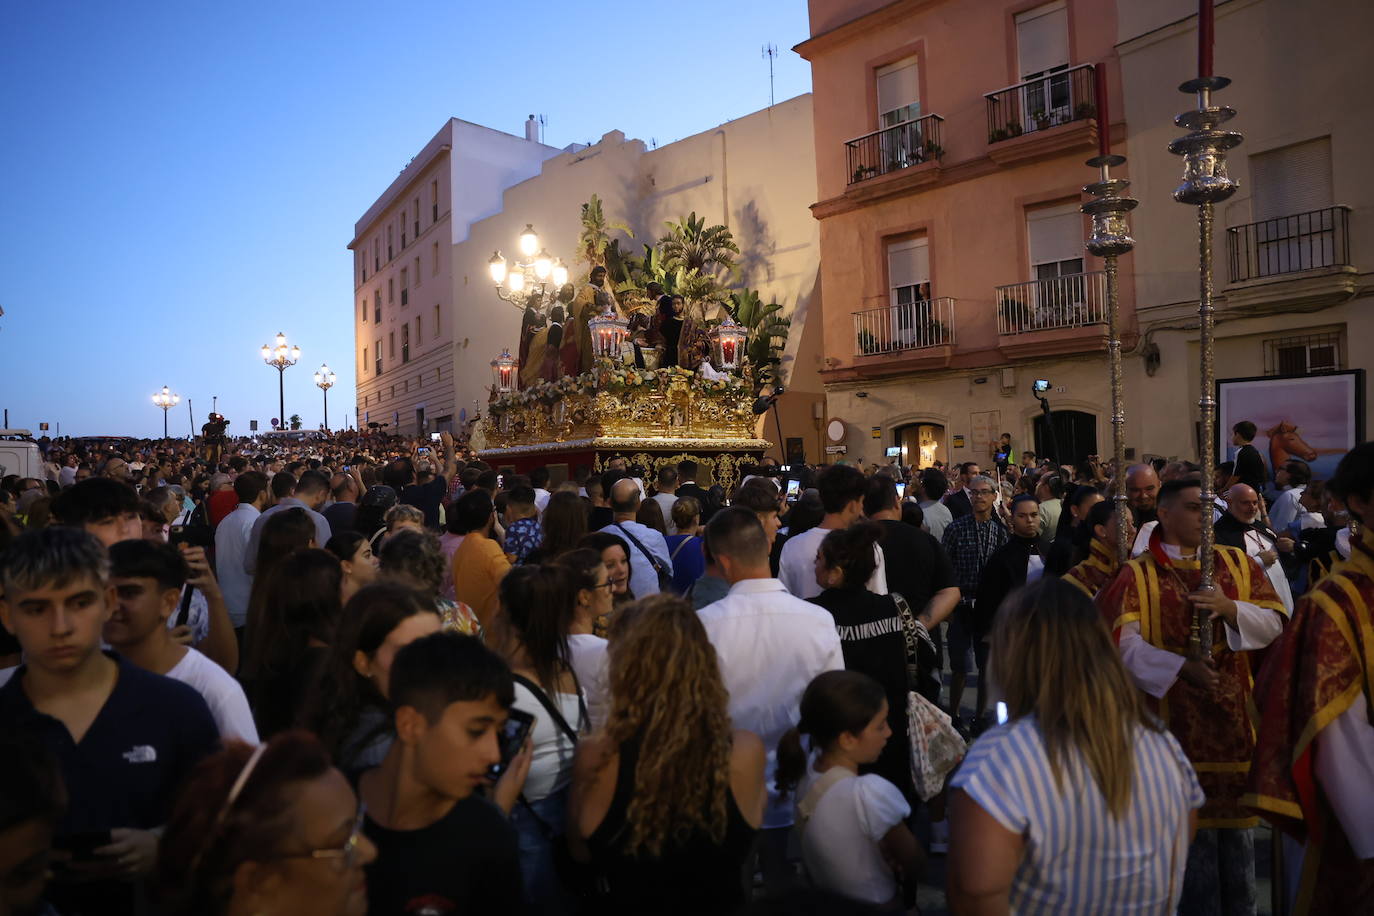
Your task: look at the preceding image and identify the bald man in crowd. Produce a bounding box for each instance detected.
[1216,483,1295,613]
[599,477,673,597]
[1127,463,1163,556]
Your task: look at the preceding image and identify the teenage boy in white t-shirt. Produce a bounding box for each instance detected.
[105,540,257,742]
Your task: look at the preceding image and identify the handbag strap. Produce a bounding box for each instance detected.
[670,535,695,563]
[615,523,668,575]
[511,672,587,743]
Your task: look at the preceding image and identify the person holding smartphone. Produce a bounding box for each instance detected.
[359,632,529,914]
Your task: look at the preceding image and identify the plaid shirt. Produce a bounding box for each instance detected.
[941,513,1009,599]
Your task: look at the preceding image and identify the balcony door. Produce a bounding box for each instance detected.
[888,237,931,348]
[1248,137,1335,275]
[1016,1,1071,129]
[1033,409,1096,469]
[1027,204,1085,328]
[876,57,922,169]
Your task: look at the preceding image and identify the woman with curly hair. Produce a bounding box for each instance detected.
[569,594,765,914]
[377,528,480,636]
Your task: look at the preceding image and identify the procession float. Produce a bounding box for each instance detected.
[473,197,790,493]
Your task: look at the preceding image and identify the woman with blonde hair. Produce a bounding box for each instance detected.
[948,577,1203,914]
[569,594,765,914]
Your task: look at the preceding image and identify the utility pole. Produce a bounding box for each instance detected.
[762,44,777,107]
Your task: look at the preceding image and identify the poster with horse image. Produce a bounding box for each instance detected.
[1217,370,1365,484]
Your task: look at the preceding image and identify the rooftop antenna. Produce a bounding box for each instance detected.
[539,114,547,144]
[762,44,778,107]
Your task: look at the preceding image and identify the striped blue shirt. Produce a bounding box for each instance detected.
[951,715,1204,914]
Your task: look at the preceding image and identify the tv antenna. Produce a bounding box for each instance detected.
[762,44,778,107]
[538,114,547,144]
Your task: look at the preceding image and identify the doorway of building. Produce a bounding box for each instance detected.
[894,422,946,469]
[1032,409,1097,469]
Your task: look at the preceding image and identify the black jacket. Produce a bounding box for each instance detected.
[676,482,718,522]
[1215,512,1276,552]
[944,488,972,520]
[973,536,1042,636]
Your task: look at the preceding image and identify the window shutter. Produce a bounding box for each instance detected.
[1027,203,1082,266]
[1015,2,1069,78]
[887,238,930,291]
[1250,138,1332,221]
[876,58,920,121]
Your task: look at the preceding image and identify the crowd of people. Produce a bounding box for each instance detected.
[0,423,1369,915]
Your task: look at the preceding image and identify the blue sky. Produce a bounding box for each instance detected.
[0,0,813,438]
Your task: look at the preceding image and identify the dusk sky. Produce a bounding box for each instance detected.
[0,0,812,438]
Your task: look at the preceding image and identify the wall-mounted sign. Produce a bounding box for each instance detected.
[825,445,848,454]
[871,427,881,439]
[952,435,966,448]
[826,418,847,444]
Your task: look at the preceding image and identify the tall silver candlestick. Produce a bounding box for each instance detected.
[1082,154,1137,564]
[1168,75,1242,656]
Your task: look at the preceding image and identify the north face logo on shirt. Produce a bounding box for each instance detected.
[122,745,157,764]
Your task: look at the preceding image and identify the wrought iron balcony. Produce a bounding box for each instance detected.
[1227,205,1351,282]
[845,114,945,185]
[996,271,1107,335]
[986,63,1096,144]
[853,297,956,355]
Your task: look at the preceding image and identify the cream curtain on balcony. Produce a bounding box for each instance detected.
[876,57,920,126]
[888,237,930,298]
[1027,203,1081,269]
[1248,137,1334,274]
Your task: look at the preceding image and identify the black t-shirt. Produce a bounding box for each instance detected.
[589,505,615,531]
[0,652,219,916]
[1234,443,1268,491]
[809,587,915,803]
[323,500,358,538]
[363,794,522,915]
[401,476,447,529]
[876,518,956,613]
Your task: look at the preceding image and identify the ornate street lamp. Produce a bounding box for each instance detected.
[488,223,570,315]
[261,331,301,430]
[152,385,180,439]
[587,303,629,363]
[710,315,748,370]
[313,364,336,431]
[491,348,519,393]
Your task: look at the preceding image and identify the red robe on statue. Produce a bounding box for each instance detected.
[1096,533,1286,828]
[1244,525,1374,915]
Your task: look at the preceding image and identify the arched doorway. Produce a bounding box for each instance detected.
[1032,410,1097,469]
[893,422,946,469]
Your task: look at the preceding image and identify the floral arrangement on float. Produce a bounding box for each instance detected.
[487,367,747,416]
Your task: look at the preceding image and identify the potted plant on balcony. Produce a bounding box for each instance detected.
[1005,120,1024,138]
[1032,110,1051,131]
[998,295,1031,332]
[989,127,1008,143]
[923,139,944,159]
[1075,101,1097,121]
[857,329,879,356]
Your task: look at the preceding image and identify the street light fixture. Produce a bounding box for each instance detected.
[261,331,301,429]
[152,385,180,439]
[487,223,570,316]
[314,363,336,431]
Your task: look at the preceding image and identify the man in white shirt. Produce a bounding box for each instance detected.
[599,478,673,597]
[529,466,553,516]
[651,466,680,536]
[1267,459,1311,533]
[698,507,844,893]
[215,471,267,635]
[106,540,258,742]
[779,464,886,599]
[916,468,955,542]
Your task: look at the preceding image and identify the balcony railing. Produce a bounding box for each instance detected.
[986,63,1096,144]
[846,114,945,185]
[854,297,956,355]
[1227,205,1351,282]
[996,271,1107,334]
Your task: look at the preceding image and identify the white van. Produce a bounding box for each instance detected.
[0,431,42,480]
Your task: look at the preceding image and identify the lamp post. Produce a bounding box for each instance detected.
[1168,11,1242,658]
[487,224,570,315]
[313,364,336,431]
[152,386,180,439]
[261,331,301,430]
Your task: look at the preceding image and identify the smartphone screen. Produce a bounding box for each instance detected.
[785,478,801,500]
[996,701,1009,725]
[491,709,535,778]
[430,432,441,442]
[417,447,429,455]
[895,482,907,500]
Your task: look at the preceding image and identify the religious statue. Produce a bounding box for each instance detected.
[678,296,711,371]
[517,304,546,389]
[573,265,621,373]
